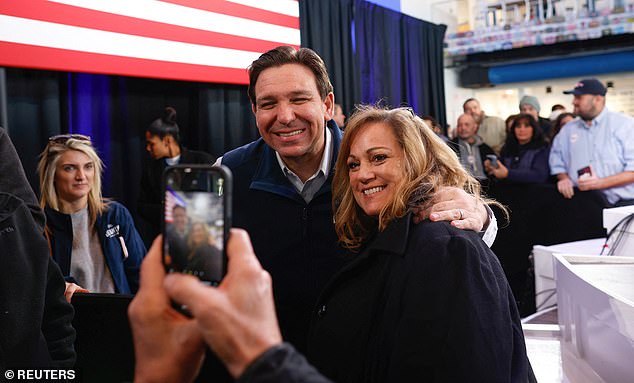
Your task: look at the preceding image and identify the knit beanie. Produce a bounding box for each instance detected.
[519,95,540,113]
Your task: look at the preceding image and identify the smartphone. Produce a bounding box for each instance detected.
[577,165,593,179]
[486,154,499,168]
[162,165,232,286]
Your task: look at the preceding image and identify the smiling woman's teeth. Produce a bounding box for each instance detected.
[279,130,303,137]
[364,186,384,195]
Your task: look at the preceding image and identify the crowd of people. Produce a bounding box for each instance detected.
[443,78,634,313]
[6,43,633,382]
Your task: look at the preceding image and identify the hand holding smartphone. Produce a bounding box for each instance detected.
[486,154,499,168]
[162,165,232,286]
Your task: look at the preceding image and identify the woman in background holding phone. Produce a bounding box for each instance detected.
[484,113,551,314]
[484,113,550,184]
[38,135,146,301]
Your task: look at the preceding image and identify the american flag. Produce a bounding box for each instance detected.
[0,0,300,84]
[164,187,186,223]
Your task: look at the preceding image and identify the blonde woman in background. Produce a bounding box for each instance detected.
[38,134,146,301]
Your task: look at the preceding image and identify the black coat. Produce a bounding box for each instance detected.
[0,193,76,370]
[137,148,214,235]
[0,128,76,369]
[305,215,529,382]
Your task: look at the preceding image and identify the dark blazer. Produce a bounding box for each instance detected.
[137,148,214,235]
[0,128,75,369]
[538,117,552,137]
[500,145,551,184]
[306,215,529,383]
[0,193,76,369]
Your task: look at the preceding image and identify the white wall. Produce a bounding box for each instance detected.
[473,73,634,122]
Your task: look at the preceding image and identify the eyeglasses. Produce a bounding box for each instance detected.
[398,106,417,119]
[48,134,91,144]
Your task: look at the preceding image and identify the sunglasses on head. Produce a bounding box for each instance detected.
[398,106,417,119]
[48,134,91,144]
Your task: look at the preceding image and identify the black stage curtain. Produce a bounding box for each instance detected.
[353,0,447,127]
[4,68,258,227]
[299,0,359,120]
[299,0,447,128]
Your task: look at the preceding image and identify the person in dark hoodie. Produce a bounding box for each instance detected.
[138,107,214,242]
[0,127,76,370]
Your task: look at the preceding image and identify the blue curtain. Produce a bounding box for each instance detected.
[299,0,447,128]
[353,0,447,127]
[299,0,359,119]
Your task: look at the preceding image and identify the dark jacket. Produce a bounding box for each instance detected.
[0,128,45,228]
[0,128,75,369]
[538,116,552,137]
[221,121,349,353]
[45,201,146,294]
[306,215,529,382]
[236,216,531,383]
[449,137,495,182]
[0,193,76,370]
[137,148,214,235]
[500,145,550,184]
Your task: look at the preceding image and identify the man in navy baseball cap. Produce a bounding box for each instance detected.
[550,77,634,206]
[563,78,607,96]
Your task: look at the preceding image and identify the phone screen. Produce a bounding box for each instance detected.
[486,154,498,168]
[577,165,592,179]
[162,165,231,286]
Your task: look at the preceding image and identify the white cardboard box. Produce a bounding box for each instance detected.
[533,239,604,311]
[554,254,634,383]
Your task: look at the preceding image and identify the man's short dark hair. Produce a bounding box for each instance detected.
[247,46,333,107]
[462,98,479,110]
[551,104,566,111]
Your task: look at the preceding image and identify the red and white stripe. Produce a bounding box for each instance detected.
[0,0,300,84]
[164,187,186,223]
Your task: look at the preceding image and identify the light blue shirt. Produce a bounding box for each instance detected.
[275,127,332,203]
[549,107,634,204]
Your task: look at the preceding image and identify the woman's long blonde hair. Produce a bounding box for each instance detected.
[333,106,482,251]
[37,137,107,230]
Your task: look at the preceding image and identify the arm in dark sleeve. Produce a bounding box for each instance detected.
[0,127,45,229]
[237,343,333,383]
[42,257,76,368]
[506,147,550,184]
